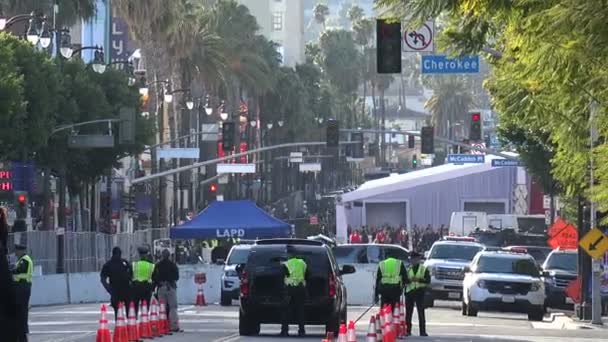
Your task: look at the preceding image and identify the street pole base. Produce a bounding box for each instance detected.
[575,302,592,321]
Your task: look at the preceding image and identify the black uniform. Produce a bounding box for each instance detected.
[100,250,132,319]
[0,249,19,341]
[374,260,408,312]
[404,264,430,336]
[12,251,32,342]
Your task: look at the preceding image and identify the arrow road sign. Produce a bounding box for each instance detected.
[447,154,485,164]
[579,228,608,259]
[492,159,523,167]
[403,21,434,52]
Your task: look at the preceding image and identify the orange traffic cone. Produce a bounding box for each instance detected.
[325,331,335,342]
[159,299,169,335]
[337,323,347,342]
[127,302,139,342]
[95,304,112,342]
[196,284,206,306]
[367,315,377,342]
[393,303,400,339]
[149,298,160,337]
[139,300,152,339]
[375,313,383,342]
[114,302,128,342]
[347,320,357,342]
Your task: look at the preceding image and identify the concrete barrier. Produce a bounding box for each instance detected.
[29,263,379,306]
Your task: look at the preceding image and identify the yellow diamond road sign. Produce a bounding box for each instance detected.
[579,229,608,260]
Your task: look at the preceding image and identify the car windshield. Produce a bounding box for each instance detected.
[333,246,362,264]
[429,244,483,261]
[544,253,577,272]
[477,256,540,276]
[227,248,250,265]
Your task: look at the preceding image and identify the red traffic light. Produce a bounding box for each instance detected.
[209,184,217,193]
[471,113,481,122]
[18,194,26,203]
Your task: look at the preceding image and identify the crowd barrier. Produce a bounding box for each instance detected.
[28,263,378,306]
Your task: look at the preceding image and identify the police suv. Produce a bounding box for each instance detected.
[424,237,485,307]
[462,250,547,321]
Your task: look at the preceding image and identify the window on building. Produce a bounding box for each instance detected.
[272,12,283,31]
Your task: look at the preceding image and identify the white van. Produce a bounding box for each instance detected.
[486,214,546,233]
[449,212,488,236]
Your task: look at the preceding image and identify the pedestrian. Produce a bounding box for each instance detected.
[153,250,182,333]
[280,249,310,337]
[404,252,429,337]
[0,208,19,341]
[100,247,132,319]
[12,244,33,342]
[132,246,155,314]
[350,229,362,244]
[374,251,407,313]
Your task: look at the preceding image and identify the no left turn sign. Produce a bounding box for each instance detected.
[403,21,434,52]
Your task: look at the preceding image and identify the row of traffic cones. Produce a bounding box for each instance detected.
[323,296,408,342]
[96,297,173,342]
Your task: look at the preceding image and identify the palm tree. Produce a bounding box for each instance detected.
[425,76,475,140]
[347,4,364,25]
[0,0,95,26]
[313,3,330,31]
[352,17,374,119]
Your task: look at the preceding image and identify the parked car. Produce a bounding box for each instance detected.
[220,244,252,306]
[332,244,409,265]
[238,239,355,336]
[462,250,547,321]
[542,249,577,309]
[424,239,485,307]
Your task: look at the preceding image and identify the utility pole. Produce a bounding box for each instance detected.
[589,100,603,325]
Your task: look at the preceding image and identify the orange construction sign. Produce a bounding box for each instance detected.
[547,224,578,250]
[548,217,568,237]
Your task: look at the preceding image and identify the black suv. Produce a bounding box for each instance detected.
[542,249,577,308]
[238,239,355,336]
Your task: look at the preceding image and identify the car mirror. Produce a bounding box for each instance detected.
[463,266,471,273]
[424,251,430,259]
[340,264,356,275]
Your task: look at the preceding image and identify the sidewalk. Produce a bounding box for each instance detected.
[565,315,608,330]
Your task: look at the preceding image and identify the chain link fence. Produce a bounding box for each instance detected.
[8,228,169,274]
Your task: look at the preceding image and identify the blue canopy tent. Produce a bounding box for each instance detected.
[169,200,292,239]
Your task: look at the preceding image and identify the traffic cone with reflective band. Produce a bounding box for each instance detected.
[399,297,407,339]
[384,306,394,342]
[114,302,128,342]
[393,303,401,339]
[337,323,347,342]
[325,331,335,342]
[195,283,206,306]
[158,299,169,335]
[367,315,377,342]
[95,304,112,342]
[346,320,357,342]
[139,300,152,339]
[149,298,160,337]
[375,313,383,342]
[127,302,139,342]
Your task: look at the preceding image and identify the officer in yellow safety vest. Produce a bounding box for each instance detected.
[375,252,408,312]
[404,251,430,337]
[12,244,33,342]
[281,252,310,337]
[132,246,155,315]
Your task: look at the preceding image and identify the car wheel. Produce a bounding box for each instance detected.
[239,310,259,336]
[424,297,434,308]
[527,307,544,322]
[220,291,231,306]
[325,314,340,336]
[461,301,467,316]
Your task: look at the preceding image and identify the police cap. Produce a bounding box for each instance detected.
[137,246,150,255]
[410,251,422,259]
[14,244,27,251]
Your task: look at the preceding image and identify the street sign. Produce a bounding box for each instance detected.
[421,55,480,74]
[543,195,551,209]
[564,277,581,304]
[299,163,322,172]
[491,159,523,167]
[579,229,608,259]
[548,224,578,249]
[157,148,200,160]
[309,215,319,225]
[290,152,303,163]
[545,210,551,225]
[447,154,485,164]
[548,217,568,237]
[216,163,256,174]
[68,135,115,148]
[403,21,434,52]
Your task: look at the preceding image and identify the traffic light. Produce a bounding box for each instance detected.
[222,121,236,150]
[420,126,434,154]
[469,112,482,141]
[412,154,418,169]
[326,119,340,147]
[376,19,401,74]
[408,134,415,148]
[351,132,364,158]
[209,184,217,193]
[14,191,28,219]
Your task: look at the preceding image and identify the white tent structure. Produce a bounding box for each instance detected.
[335,153,526,243]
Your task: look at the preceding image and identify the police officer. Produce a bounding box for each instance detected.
[100,247,132,319]
[12,244,33,342]
[404,251,429,337]
[281,252,310,337]
[152,250,181,333]
[132,246,155,315]
[375,251,407,312]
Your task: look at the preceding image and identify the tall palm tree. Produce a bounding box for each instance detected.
[352,17,373,119]
[425,76,475,139]
[0,0,95,26]
[313,3,330,31]
[347,4,364,24]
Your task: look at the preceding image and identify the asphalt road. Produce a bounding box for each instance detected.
[29,301,606,342]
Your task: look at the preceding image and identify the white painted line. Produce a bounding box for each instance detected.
[212,333,240,342]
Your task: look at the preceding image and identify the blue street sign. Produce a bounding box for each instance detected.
[491,159,522,167]
[421,55,480,74]
[447,154,485,164]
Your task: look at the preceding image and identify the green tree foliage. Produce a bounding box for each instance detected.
[0,32,60,160]
[0,0,96,26]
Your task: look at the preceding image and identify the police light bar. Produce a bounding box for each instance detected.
[442,236,478,242]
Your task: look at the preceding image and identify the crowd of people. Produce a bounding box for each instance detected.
[348,224,447,252]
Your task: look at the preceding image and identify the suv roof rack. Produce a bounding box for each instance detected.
[255,238,324,246]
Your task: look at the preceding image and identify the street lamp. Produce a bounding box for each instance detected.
[91,48,106,74]
[266,122,274,130]
[250,119,257,128]
[220,101,228,121]
[38,21,52,48]
[186,95,195,110]
[164,83,173,103]
[138,76,149,96]
[278,119,285,127]
[26,16,40,45]
[59,29,72,58]
[204,95,213,115]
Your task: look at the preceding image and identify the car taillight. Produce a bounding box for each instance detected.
[329,273,336,297]
[240,271,249,297]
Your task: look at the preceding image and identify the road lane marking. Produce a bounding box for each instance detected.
[212,333,239,342]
